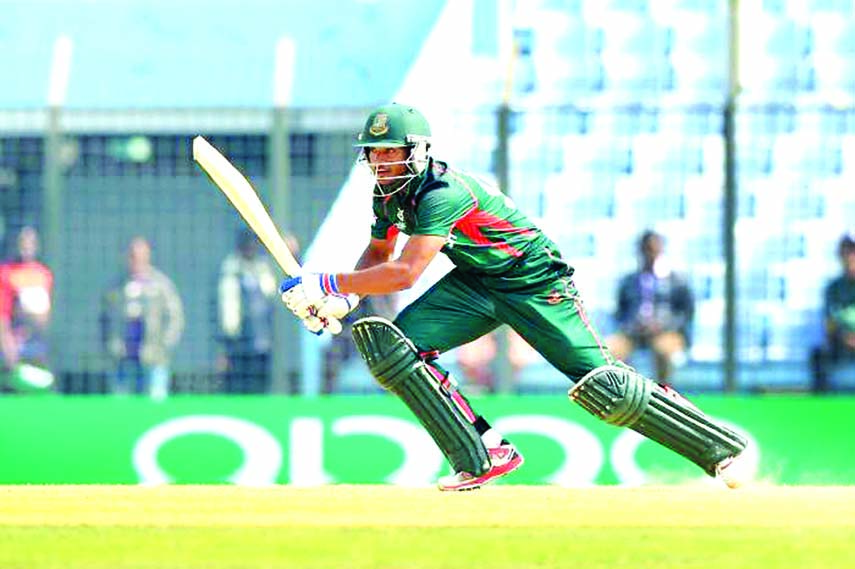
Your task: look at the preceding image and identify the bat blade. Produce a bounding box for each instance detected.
[193,136,342,335]
[192,135,301,276]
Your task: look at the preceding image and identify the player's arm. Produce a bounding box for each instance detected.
[338,234,446,295]
[337,185,467,295]
[279,233,444,332]
[355,236,397,270]
[281,188,458,326]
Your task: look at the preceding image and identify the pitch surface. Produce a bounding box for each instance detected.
[1,485,854,568]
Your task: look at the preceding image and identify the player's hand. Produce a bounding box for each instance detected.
[300,314,324,334]
[279,274,344,335]
[279,273,333,318]
[298,312,343,335]
[316,293,360,321]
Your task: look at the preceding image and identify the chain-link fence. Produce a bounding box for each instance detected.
[0,103,852,394]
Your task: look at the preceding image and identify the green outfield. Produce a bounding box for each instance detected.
[1,485,854,568]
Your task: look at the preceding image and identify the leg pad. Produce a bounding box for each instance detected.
[352,317,489,476]
[569,365,747,475]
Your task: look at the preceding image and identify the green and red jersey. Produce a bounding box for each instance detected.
[371,159,571,289]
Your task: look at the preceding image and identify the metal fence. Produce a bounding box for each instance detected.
[0,103,852,395]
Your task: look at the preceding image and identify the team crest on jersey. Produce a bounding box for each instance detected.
[395,208,406,230]
[369,113,389,137]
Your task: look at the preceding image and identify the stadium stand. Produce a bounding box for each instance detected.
[3,0,855,393]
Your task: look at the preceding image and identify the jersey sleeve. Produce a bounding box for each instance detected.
[413,186,475,237]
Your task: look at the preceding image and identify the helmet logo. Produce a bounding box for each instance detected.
[369,113,390,137]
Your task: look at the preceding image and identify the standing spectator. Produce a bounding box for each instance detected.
[101,237,184,399]
[811,232,855,392]
[606,230,694,385]
[0,226,55,393]
[216,229,282,394]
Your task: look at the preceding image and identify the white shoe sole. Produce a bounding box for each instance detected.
[716,449,752,489]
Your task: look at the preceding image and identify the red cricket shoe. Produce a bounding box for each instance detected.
[437,444,524,491]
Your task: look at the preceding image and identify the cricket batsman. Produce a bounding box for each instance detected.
[280,103,749,491]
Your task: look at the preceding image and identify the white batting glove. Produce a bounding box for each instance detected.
[301,315,325,335]
[294,313,343,335]
[279,273,330,318]
[279,273,345,335]
[316,293,360,321]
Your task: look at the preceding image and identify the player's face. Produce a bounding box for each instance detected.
[368,146,409,186]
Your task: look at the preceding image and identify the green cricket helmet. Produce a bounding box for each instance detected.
[355,103,432,196]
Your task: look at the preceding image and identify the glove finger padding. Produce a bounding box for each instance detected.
[323,316,343,335]
[302,316,324,334]
[293,299,321,320]
[279,275,323,311]
[296,305,343,335]
[299,314,342,335]
[281,294,300,313]
[281,289,305,311]
[316,294,360,321]
[278,274,345,335]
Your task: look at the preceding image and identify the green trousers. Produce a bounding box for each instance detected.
[394,267,618,383]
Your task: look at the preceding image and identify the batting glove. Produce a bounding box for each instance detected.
[279,273,335,317]
[279,273,345,335]
[316,292,359,321]
[300,314,324,335]
[297,312,343,335]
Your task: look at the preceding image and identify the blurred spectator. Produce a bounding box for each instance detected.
[456,327,537,393]
[216,229,283,394]
[810,232,855,392]
[606,230,694,385]
[0,227,55,393]
[100,237,184,399]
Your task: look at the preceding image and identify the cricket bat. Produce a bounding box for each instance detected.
[192,135,341,334]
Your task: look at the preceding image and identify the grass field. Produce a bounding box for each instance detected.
[1,485,854,569]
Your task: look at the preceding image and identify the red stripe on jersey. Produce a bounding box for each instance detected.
[385,225,400,241]
[453,209,533,257]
